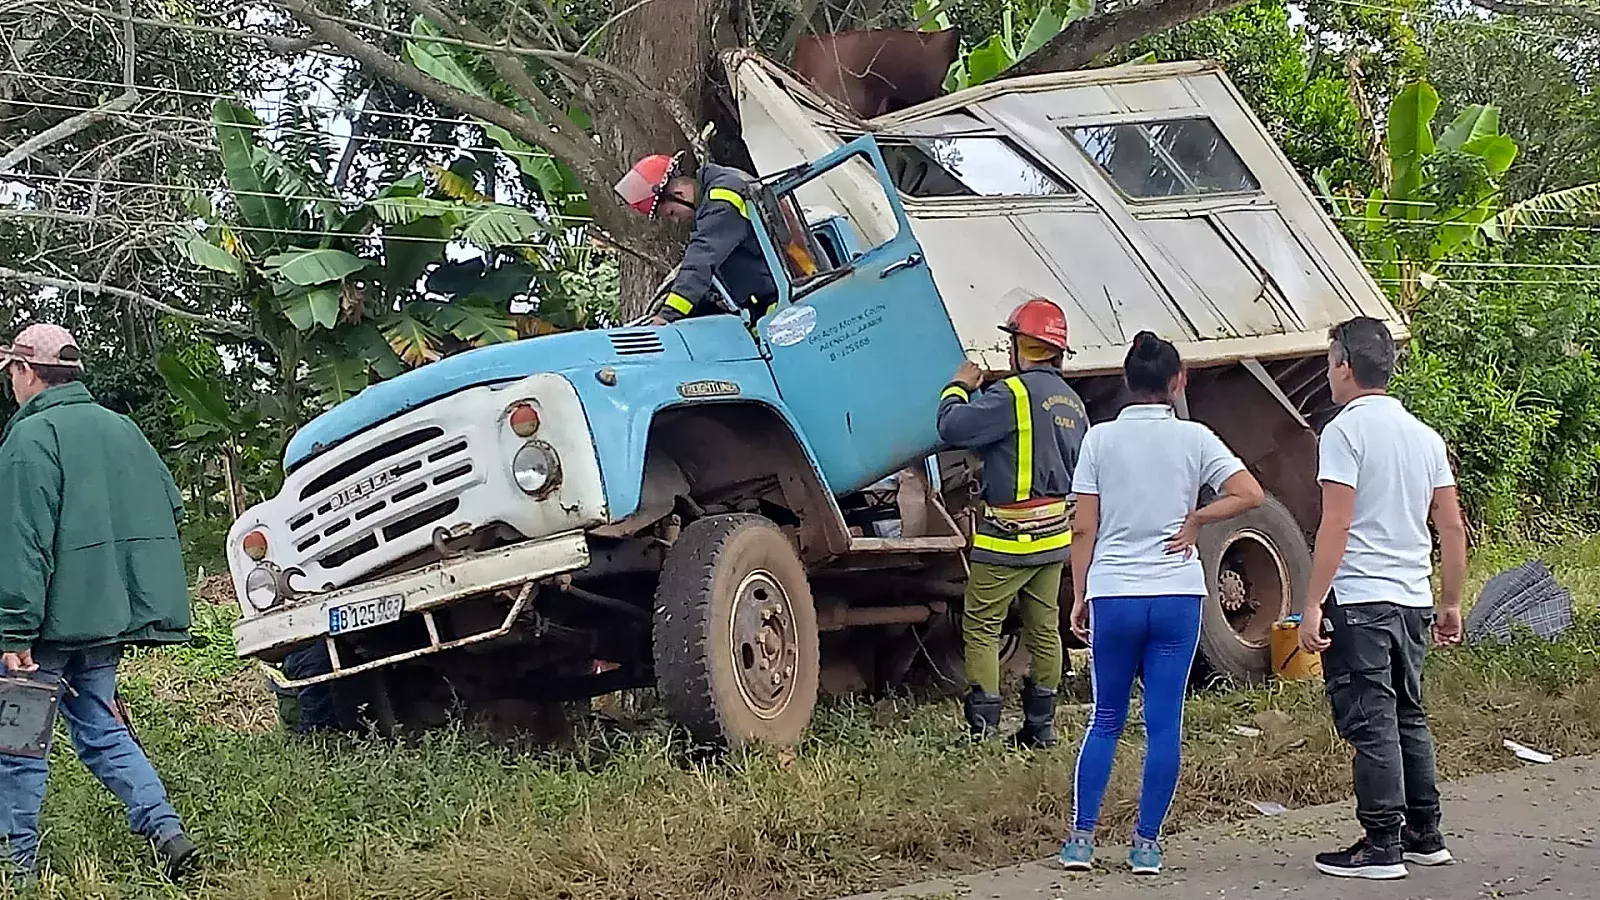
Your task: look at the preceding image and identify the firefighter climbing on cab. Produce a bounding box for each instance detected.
[937,292,1088,746]
[613,152,779,327]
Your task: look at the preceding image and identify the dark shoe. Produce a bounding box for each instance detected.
[1402,826,1454,866]
[157,833,199,880]
[963,687,1002,741]
[1011,679,1058,748]
[1314,837,1407,880]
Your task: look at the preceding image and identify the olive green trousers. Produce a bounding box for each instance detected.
[961,560,1065,694]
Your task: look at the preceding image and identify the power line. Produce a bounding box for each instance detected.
[6,170,596,224]
[0,68,502,133]
[0,207,603,255]
[0,96,562,166]
[1374,276,1600,286]
[1330,212,1600,233]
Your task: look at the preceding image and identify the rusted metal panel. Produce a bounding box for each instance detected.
[793,29,960,119]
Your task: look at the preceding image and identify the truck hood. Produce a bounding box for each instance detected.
[284,327,690,471]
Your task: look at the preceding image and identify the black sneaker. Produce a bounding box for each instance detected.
[1402,827,1454,866]
[157,833,200,880]
[1314,838,1408,880]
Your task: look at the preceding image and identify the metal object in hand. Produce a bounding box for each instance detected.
[0,675,65,759]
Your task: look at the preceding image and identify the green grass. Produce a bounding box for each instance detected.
[11,536,1600,900]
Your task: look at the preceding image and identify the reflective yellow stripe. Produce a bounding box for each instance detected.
[941,385,969,403]
[973,529,1072,554]
[707,187,749,218]
[1003,376,1031,502]
[664,293,694,315]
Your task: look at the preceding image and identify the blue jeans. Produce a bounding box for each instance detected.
[1072,595,1202,841]
[0,645,184,871]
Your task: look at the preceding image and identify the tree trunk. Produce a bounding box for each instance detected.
[596,0,732,320]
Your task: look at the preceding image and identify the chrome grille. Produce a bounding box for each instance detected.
[289,429,475,570]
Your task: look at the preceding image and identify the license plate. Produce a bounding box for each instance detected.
[328,595,404,636]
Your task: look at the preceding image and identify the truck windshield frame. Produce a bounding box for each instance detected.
[1066,116,1262,201]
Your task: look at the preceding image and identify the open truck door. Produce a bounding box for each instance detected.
[752,134,966,495]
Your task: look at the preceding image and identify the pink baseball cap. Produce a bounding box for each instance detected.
[0,323,83,368]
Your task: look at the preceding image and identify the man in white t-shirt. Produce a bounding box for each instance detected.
[1298,316,1468,881]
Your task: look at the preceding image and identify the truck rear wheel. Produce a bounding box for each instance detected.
[1197,494,1310,683]
[654,515,821,747]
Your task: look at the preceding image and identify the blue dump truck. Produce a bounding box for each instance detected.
[228,52,1406,745]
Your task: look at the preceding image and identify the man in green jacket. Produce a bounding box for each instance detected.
[0,324,199,879]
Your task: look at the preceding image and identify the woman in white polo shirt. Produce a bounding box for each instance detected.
[1060,331,1264,875]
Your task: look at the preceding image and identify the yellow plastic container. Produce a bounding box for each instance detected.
[1271,617,1323,681]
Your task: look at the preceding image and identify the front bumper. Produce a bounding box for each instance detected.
[233,532,591,680]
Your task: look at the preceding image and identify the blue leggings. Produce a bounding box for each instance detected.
[1073,594,1203,841]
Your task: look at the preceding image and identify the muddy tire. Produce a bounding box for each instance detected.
[654,515,820,747]
[1197,494,1310,683]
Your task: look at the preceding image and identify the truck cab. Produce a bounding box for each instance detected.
[229,52,1403,745]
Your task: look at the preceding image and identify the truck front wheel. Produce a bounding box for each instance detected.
[654,515,821,746]
[1196,494,1311,683]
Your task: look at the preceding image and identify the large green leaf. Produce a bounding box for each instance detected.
[1439,104,1501,152]
[1386,81,1438,208]
[426,258,536,303]
[912,0,953,30]
[343,324,406,380]
[965,34,1015,87]
[367,195,461,227]
[1018,5,1067,60]
[212,100,292,252]
[456,203,547,248]
[1461,133,1518,178]
[176,235,244,276]
[1494,181,1600,235]
[156,354,237,431]
[404,17,490,98]
[265,248,369,286]
[414,299,516,344]
[283,286,341,330]
[310,356,371,406]
[383,307,445,366]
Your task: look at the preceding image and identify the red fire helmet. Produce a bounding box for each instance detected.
[1000,291,1073,354]
[613,152,688,217]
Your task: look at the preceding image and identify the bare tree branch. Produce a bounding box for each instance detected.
[1009,0,1254,76]
[274,0,605,183]
[294,0,708,163]
[405,0,599,166]
[0,88,138,173]
[0,266,253,336]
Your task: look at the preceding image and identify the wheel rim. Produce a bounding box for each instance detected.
[727,569,800,720]
[1217,529,1291,649]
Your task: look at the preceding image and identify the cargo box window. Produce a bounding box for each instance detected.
[1068,118,1260,199]
[881,136,1073,199]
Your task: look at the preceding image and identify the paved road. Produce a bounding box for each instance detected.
[843,756,1599,900]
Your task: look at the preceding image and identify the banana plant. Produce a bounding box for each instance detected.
[175,100,554,407]
[925,0,1095,91]
[1317,80,1600,308]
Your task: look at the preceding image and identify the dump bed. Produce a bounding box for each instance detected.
[726,51,1405,374]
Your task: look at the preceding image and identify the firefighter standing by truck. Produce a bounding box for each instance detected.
[613,152,779,326]
[937,293,1087,746]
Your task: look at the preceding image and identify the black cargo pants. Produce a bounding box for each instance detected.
[1322,598,1442,848]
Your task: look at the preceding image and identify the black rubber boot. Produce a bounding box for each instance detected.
[157,833,200,881]
[1011,679,1059,748]
[964,687,1002,741]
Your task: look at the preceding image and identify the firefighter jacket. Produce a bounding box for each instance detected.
[658,165,779,323]
[937,366,1088,567]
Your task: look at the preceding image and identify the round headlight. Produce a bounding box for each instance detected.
[245,566,281,611]
[511,442,561,495]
